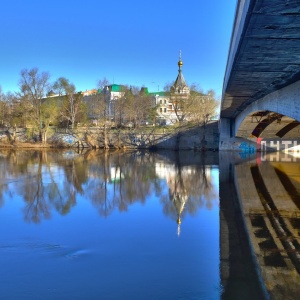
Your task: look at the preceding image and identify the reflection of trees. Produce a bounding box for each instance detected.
[0,149,89,223]
[84,151,112,216]
[0,150,36,209]
[85,151,158,217]
[0,165,8,208]
[22,155,50,223]
[0,186,6,208]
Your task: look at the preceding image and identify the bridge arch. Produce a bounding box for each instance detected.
[235,80,300,139]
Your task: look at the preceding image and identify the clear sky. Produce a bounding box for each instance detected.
[0,0,237,97]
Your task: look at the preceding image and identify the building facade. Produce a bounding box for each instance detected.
[102,84,126,121]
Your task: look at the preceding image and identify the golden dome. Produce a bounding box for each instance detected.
[178,59,183,67]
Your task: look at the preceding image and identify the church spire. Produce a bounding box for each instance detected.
[178,50,183,70]
[171,51,189,94]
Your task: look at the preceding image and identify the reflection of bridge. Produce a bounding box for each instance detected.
[220,152,300,298]
[220,1,300,151]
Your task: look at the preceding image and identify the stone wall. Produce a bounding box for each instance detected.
[79,122,219,150]
[0,122,220,150]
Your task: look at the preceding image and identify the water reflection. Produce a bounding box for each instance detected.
[0,149,217,228]
[0,149,220,300]
[5,149,300,298]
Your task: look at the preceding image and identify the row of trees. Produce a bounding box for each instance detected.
[86,84,156,128]
[0,67,219,144]
[0,68,87,143]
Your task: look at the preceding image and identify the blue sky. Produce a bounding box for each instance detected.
[0,0,236,97]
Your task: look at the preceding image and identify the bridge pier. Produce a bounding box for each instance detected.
[219,117,257,151]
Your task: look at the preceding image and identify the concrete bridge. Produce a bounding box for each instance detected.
[220,0,300,151]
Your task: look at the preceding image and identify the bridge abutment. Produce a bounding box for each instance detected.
[219,117,257,151]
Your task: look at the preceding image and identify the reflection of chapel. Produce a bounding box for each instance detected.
[167,171,189,236]
[169,185,188,236]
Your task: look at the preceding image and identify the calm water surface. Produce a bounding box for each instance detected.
[0,149,220,300]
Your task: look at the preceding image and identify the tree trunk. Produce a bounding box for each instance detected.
[41,128,48,144]
[175,130,181,151]
[103,124,109,149]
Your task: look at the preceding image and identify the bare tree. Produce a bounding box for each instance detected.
[63,91,85,129]
[122,87,135,125]
[170,90,192,123]
[95,78,112,148]
[188,89,219,126]
[53,77,85,129]
[18,68,51,142]
[163,81,174,92]
[97,77,110,90]
[1,92,21,128]
[133,89,156,127]
[40,100,60,143]
[88,92,110,148]
[114,86,155,128]
[0,86,5,126]
[53,77,72,96]
[168,83,218,125]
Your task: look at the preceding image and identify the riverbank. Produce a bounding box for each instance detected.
[0,142,53,148]
[0,121,220,151]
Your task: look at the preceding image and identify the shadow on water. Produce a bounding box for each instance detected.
[223,151,300,299]
[219,152,268,300]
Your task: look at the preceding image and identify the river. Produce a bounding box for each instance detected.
[0,149,299,299]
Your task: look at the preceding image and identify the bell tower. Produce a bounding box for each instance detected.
[171,51,190,94]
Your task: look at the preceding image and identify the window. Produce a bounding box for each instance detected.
[164,108,167,113]
[160,108,162,113]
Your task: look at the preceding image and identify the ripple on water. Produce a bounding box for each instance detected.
[62,249,91,259]
[0,239,91,260]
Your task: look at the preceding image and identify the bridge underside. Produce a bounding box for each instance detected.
[234,78,300,140]
[221,0,300,120]
[237,112,300,139]
[220,0,300,150]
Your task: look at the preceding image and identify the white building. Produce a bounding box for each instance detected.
[102,84,126,121]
